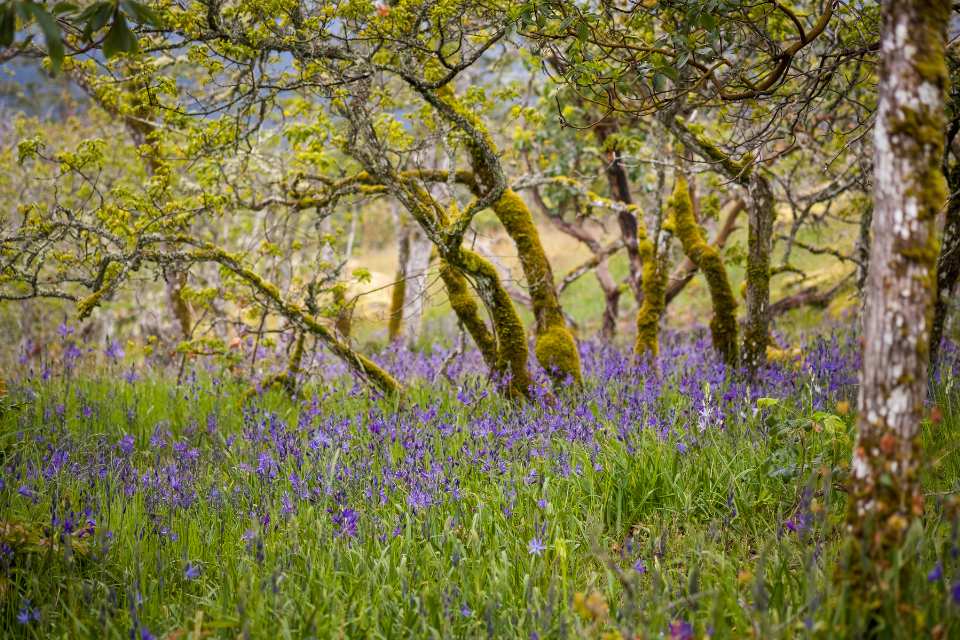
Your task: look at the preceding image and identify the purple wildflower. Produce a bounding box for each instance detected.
[669,620,694,640]
[527,537,546,556]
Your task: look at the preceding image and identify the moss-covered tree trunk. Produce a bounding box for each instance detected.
[664,198,743,305]
[435,83,581,386]
[665,117,772,373]
[669,175,739,366]
[490,190,581,385]
[930,162,960,370]
[634,228,669,358]
[742,173,775,373]
[340,85,534,398]
[846,0,948,617]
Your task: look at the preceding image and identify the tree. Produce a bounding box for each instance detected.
[846,0,949,623]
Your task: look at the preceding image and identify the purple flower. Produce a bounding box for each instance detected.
[669,620,694,640]
[952,581,960,606]
[184,563,200,580]
[119,435,135,456]
[527,537,546,556]
[460,604,472,617]
[633,558,647,574]
[105,340,125,360]
[16,599,40,624]
[928,562,943,582]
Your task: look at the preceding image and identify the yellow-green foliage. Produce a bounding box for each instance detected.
[670,176,739,366]
[634,234,666,358]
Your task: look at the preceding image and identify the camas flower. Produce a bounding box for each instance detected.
[527,537,546,556]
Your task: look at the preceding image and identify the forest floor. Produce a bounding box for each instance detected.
[1,330,958,638]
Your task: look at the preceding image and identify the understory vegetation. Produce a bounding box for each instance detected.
[2,330,959,638]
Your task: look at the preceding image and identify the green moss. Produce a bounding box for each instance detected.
[77,261,123,320]
[634,235,666,358]
[439,260,499,373]
[186,243,400,396]
[460,249,532,398]
[670,176,739,366]
[535,324,582,385]
[492,189,581,386]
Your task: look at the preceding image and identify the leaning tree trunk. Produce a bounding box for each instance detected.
[440,83,581,386]
[847,0,948,617]
[669,175,739,366]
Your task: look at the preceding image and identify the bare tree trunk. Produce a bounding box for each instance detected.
[596,257,620,341]
[401,210,435,348]
[388,209,411,342]
[847,0,948,617]
[595,122,644,303]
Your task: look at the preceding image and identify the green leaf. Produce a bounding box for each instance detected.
[756,397,779,409]
[22,2,64,74]
[52,2,78,15]
[120,0,159,26]
[0,4,15,48]
[79,1,113,41]
[102,12,136,59]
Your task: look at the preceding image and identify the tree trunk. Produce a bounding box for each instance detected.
[742,173,775,373]
[595,123,643,303]
[388,216,411,342]
[401,225,433,348]
[930,163,960,371]
[664,197,744,305]
[665,116,775,372]
[847,0,948,614]
[596,257,621,341]
[667,174,739,366]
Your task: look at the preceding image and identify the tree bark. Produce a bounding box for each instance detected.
[930,162,960,370]
[400,224,433,348]
[742,173,775,373]
[665,116,776,372]
[388,211,411,342]
[664,198,744,305]
[847,0,948,612]
[668,174,739,366]
[596,119,644,303]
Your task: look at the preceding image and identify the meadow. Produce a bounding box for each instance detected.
[2,327,959,639]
